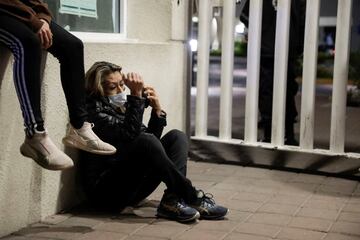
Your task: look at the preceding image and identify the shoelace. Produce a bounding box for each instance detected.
[198,190,216,207]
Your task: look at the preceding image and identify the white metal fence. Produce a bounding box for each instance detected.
[192,0,357,158]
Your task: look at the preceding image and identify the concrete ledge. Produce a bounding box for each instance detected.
[190,138,360,180]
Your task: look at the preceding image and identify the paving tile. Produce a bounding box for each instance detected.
[234,222,281,238]
[191,181,217,191]
[124,235,169,240]
[268,194,308,206]
[323,233,360,240]
[348,197,360,205]
[296,207,339,220]
[14,225,90,240]
[213,182,251,192]
[322,178,358,188]
[151,218,195,227]
[223,232,271,240]
[330,221,360,236]
[205,189,238,200]
[57,216,105,228]
[93,220,148,235]
[0,236,30,240]
[310,193,350,202]
[76,230,127,240]
[338,212,360,223]
[134,224,187,239]
[188,173,229,183]
[231,191,271,203]
[317,185,356,195]
[247,213,292,226]
[224,199,263,212]
[174,228,227,240]
[288,216,333,232]
[288,174,327,184]
[257,203,299,215]
[343,203,360,213]
[278,183,319,196]
[225,210,252,222]
[246,186,279,195]
[192,220,238,232]
[204,166,237,176]
[232,167,273,179]
[275,227,326,240]
[303,198,346,210]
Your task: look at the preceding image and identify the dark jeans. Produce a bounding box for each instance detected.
[0,14,87,136]
[259,56,299,139]
[86,130,197,211]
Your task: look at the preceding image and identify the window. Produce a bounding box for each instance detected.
[44,0,124,34]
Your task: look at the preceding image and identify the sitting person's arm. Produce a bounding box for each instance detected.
[143,86,167,139]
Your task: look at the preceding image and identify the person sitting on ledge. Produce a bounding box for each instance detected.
[0,0,116,171]
[79,61,229,222]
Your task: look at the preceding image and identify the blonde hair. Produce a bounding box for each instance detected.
[85,61,122,96]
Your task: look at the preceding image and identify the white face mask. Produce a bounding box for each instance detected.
[108,92,127,108]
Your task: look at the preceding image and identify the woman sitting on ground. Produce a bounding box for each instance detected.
[79,61,228,222]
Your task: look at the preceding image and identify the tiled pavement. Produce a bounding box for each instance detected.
[2,160,360,240]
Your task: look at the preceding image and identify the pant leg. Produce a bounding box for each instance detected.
[89,132,197,210]
[127,129,191,204]
[46,22,87,128]
[285,58,299,139]
[0,14,43,136]
[160,129,189,176]
[259,57,274,140]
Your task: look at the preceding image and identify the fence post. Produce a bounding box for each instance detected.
[271,0,291,146]
[330,0,353,153]
[244,0,263,143]
[300,0,320,149]
[195,0,212,137]
[219,0,236,140]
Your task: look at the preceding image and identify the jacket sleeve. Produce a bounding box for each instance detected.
[0,0,51,32]
[88,95,146,144]
[28,0,52,23]
[146,109,167,139]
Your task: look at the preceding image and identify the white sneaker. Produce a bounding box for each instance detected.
[62,122,116,155]
[20,130,74,170]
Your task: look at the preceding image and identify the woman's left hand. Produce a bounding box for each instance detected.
[143,86,162,116]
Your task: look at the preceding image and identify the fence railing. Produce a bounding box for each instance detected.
[192,0,357,157]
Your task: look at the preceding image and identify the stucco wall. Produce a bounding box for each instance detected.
[0,0,189,237]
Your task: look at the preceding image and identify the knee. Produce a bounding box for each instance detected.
[165,129,188,146]
[66,36,84,53]
[136,133,160,147]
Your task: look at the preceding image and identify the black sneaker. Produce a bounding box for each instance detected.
[157,193,200,223]
[189,190,229,220]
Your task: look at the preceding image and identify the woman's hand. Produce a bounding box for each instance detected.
[38,19,52,49]
[144,86,162,115]
[124,72,144,97]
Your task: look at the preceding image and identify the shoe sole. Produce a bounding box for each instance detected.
[20,143,73,171]
[156,211,200,223]
[62,137,116,155]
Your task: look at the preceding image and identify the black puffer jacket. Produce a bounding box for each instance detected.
[79,94,167,191]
